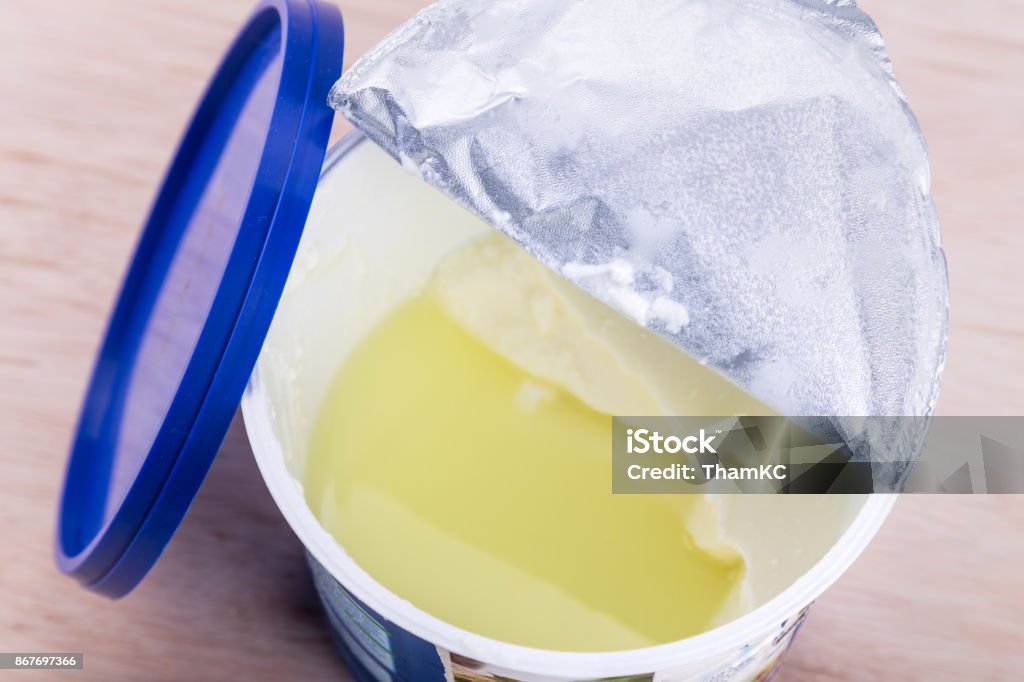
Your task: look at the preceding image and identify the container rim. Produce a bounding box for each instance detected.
[241,131,897,678]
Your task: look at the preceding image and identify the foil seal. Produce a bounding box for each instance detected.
[329,0,948,485]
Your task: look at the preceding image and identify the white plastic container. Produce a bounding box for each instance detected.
[241,132,897,682]
[56,3,934,679]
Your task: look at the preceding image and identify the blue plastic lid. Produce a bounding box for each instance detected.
[55,0,344,597]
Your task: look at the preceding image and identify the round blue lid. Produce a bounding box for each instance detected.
[55,0,344,597]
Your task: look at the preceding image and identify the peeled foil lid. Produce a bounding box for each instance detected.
[329,0,949,477]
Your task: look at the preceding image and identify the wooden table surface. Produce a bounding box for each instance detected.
[2,1,1022,680]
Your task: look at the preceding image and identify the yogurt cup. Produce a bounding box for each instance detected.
[241,133,897,682]
[54,2,935,680]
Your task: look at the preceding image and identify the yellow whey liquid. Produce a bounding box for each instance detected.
[305,233,773,652]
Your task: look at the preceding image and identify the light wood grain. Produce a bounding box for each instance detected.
[1,1,1021,680]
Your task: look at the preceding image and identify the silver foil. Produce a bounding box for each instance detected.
[329,0,948,482]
